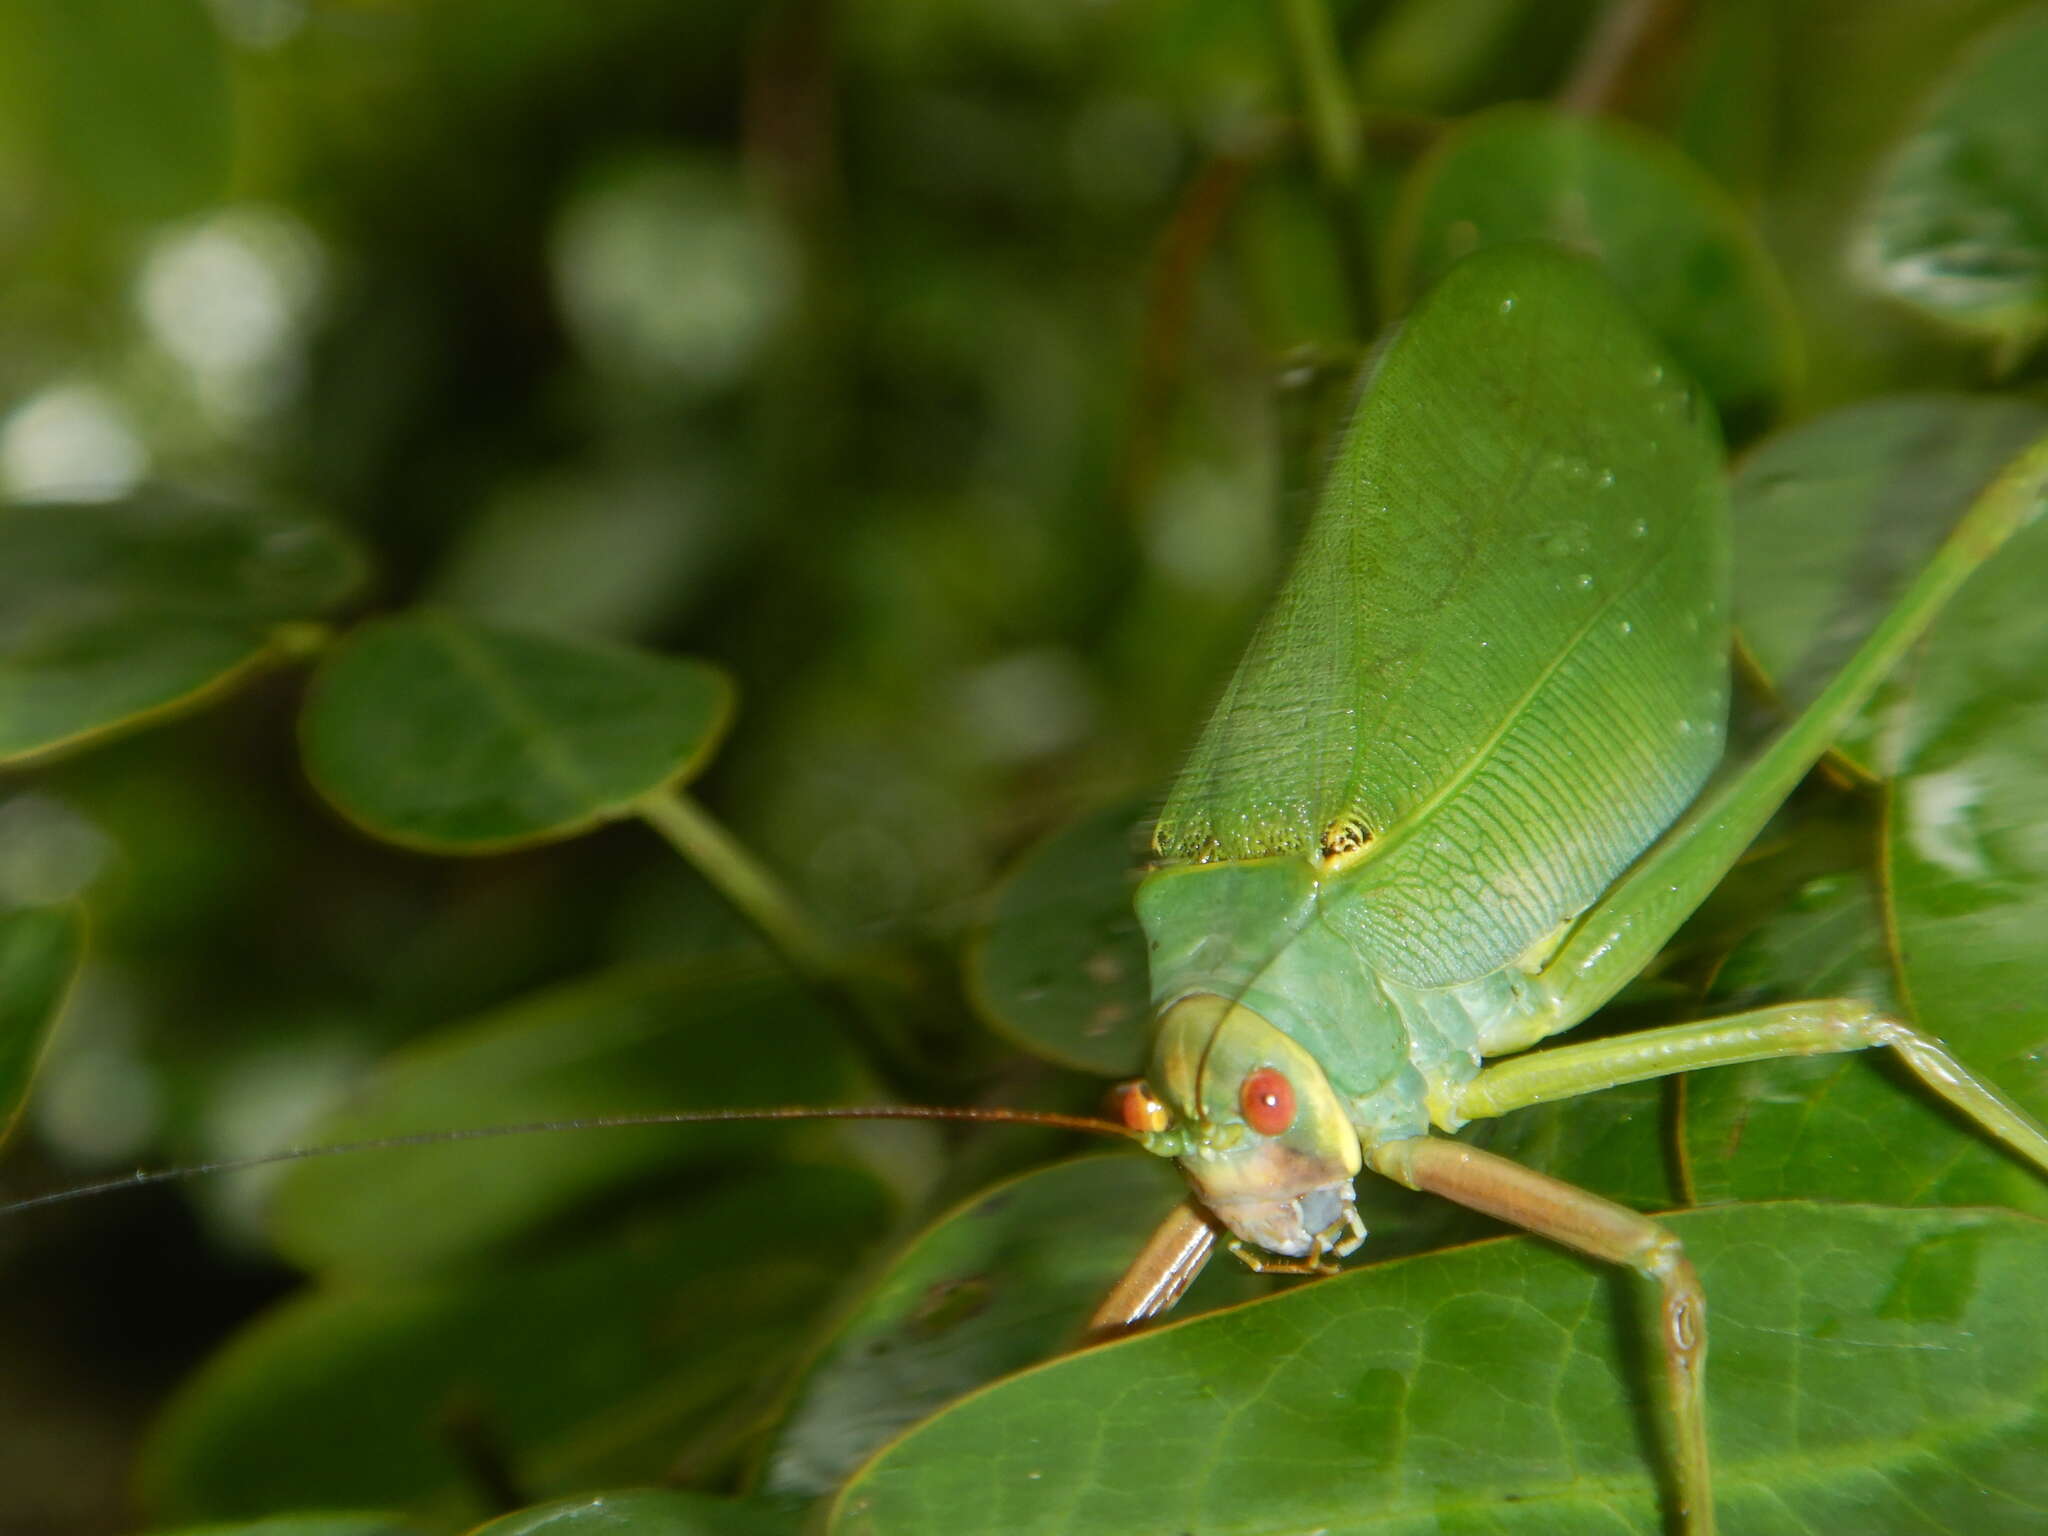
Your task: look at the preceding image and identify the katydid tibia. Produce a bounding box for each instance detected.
[11,243,2048,1534]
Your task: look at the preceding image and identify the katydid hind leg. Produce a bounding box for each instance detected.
[1515,438,2048,1047]
[1451,999,2048,1181]
[1370,1136,1715,1536]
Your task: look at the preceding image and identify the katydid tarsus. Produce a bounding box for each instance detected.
[11,242,2048,1533]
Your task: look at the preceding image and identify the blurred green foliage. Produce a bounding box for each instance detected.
[3,2,2048,1534]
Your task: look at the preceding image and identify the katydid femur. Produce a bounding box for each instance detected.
[1089,244,2048,1536]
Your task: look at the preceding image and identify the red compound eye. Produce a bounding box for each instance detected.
[1239,1068,1296,1136]
[1114,1080,1172,1134]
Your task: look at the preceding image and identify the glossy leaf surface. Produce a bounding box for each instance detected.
[837,1204,2048,1535]
[1854,6,2048,350]
[1156,244,1728,988]
[264,963,884,1276]
[1684,871,2048,1212]
[1884,503,2048,1169]
[300,612,732,852]
[0,902,82,1141]
[967,800,1152,1075]
[469,1491,801,1535]
[0,490,365,764]
[1385,104,1796,424]
[764,1154,1270,1499]
[1730,393,2048,776]
[143,1167,889,1528]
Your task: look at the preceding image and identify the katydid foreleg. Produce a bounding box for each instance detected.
[1367,1136,1714,1536]
[1083,1199,1218,1336]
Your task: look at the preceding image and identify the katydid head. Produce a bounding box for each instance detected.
[1121,993,1365,1263]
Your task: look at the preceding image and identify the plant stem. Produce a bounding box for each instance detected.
[638,785,946,1097]
[636,784,846,991]
[268,620,337,661]
[1558,0,1688,116]
[1274,0,1375,336]
[1277,0,1359,191]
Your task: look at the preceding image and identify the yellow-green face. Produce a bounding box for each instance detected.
[1119,994,1364,1261]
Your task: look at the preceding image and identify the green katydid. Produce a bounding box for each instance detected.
[1063,241,2048,1536]
[9,240,2048,1534]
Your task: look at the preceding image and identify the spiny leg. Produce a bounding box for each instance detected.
[1450,999,2048,1179]
[1369,1136,1713,1536]
[1085,1199,1218,1336]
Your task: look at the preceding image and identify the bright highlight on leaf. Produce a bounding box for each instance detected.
[1855,6,2048,357]
[1884,445,2048,1188]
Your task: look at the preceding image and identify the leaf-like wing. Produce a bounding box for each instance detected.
[1154,244,1728,986]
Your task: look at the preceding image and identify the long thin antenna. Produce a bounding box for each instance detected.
[1,1104,1135,1218]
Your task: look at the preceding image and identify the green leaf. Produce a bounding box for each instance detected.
[0,0,231,224]
[1658,0,1782,202]
[300,612,733,852]
[835,1204,2048,1534]
[763,1154,1270,1499]
[142,1167,890,1529]
[0,901,82,1141]
[1685,870,2048,1212]
[1385,104,1798,427]
[469,1490,802,1535]
[1229,171,1355,354]
[264,962,890,1276]
[1478,1077,1677,1213]
[144,1517,424,1536]
[0,490,366,765]
[1354,0,1543,114]
[1884,496,2048,1176]
[967,801,1152,1076]
[1730,394,2048,777]
[1853,5,2048,354]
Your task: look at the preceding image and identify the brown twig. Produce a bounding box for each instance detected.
[1559,0,1693,117]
